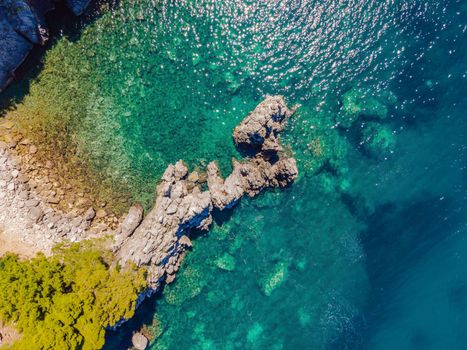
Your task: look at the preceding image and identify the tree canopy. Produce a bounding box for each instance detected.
[0,241,146,350]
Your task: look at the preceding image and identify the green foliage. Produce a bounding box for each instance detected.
[0,242,146,350]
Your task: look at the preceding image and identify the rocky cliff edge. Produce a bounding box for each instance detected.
[0,0,91,92]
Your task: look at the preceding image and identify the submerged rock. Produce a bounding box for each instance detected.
[131,332,148,350]
[361,122,396,158]
[261,261,288,296]
[115,96,299,290]
[337,87,397,128]
[215,253,236,271]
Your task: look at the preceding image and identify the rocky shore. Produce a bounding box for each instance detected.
[0,0,91,92]
[0,132,112,258]
[115,96,299,291]
[0,116,124,258]
[0,96,298,348]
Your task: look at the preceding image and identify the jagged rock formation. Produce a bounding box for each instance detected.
[115,96,299,289]
[0,0,91,91]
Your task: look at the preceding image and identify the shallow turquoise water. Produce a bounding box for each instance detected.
[4,0,466,348]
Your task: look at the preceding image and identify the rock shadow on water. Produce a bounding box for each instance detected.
[103,290,163,350]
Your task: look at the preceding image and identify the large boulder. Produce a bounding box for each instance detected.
[0,0,91,92]
[233,95,297,154]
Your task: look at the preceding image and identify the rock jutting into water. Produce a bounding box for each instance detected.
[0,0,91,91]
[114,95,299,289]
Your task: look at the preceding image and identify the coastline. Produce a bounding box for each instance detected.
[1,0,463,348]
[0,96,299,349]
[0,116,124,259]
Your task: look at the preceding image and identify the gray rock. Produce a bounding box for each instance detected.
[233,95,298,154]
[0,0,91,92]
[188,171,199,183]
[121,204,144,238]
[179,235,192,248]
[115,96,298,291]
[83,207,96,221]
[28,206,43,223]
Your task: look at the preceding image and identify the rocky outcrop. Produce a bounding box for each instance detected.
[115,96,299,290]
[0,95,298,302]
[0,0,91,91]
[233,95,297,154]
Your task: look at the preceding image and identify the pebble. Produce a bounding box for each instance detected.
[83,207,96,221]
[17,174,28,183]
[96,209,107,219]
[18,191,29,200]
[28,207,44,223]
[29,145,38,154]
[25,199,40,207]
[47,197,60,204]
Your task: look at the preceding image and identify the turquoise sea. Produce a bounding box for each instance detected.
[2,0,466,349]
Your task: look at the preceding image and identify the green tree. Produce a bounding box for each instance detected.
[0,241,146,350]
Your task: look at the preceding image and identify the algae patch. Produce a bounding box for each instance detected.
[214,253,236,271]
[261,262,288,297]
